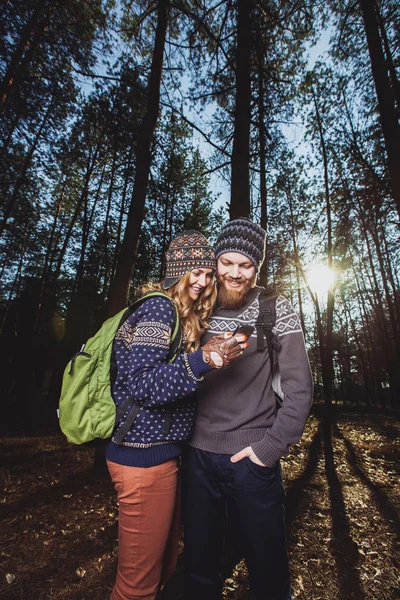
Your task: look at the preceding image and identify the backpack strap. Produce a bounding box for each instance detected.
[113,400,141,444]
[256,291,283,409]
[256,292,280,363]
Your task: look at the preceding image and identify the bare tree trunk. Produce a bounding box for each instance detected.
[53,138,105,281]
[72,162,107,298]
[359,0,400,217]
[311,84,334,413]
[230,0,252,219]
[34,180,65,331]
[109,144,135,299]
[355,216,397,404]
[380,221,400,324]
[159,137,175,280]
[0,230,27,335]
[287,189,306,334]
[102,145,118,300]
[0,93,54,235]
[257,47,268,287]
[375,0,400,114]
[107,0,168,315]
[352,259,383,404]
[342,293,369,403]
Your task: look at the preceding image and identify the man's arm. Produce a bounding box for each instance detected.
[232,296,313,467]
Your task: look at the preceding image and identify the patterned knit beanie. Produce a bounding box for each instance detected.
[162,230,216,289]
[215,217,266,271]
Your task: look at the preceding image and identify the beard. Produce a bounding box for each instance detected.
[217,273,255,309]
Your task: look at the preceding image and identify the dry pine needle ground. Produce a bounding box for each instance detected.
[0,408,399,600]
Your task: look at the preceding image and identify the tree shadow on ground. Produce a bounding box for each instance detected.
[334,423,400,541]
[324,420,364,600]
[285,421,323,528]
[162,422,325,600]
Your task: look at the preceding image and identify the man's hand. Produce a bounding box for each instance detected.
[230,446,265,466]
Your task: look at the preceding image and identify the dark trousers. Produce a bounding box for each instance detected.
[182,446,291,600]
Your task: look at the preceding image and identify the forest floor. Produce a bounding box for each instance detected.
[0,407,399,600]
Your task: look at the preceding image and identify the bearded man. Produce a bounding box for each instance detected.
[182,218,313,600]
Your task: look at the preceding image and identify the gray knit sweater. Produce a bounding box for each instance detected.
[189,286,313,467]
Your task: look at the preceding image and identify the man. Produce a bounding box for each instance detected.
[182,217,313,600]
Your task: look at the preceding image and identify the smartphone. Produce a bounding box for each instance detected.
[233,324,254,338]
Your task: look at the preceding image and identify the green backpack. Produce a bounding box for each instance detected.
[58,292,182,445]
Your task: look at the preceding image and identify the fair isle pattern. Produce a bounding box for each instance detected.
[115,320,137,350]
[165,230,215,279]
[208,295,302,339]
[116,320,171,350]
[275,296,302,336]
[112,296,198,447]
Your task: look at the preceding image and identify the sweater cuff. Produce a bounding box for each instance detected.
[187,349,213,379]
[251,437,284,468]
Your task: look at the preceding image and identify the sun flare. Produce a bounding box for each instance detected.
[307,264,335,296]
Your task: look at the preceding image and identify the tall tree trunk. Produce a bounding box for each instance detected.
[73,162,106,298]
[359,0,400,218]
[107,0,168,315]
[230,0,252,219]
[342,294,369,403]
[109,144,135,299]
[352,260,382,404]
[375,0,400,114]
[102,145,118,300]
[354,217,397,404]
[287,189,306,334]
[0,93,54,235]
[0,230,27,335]
[159,139,175,280]
[380,221,400,324]
[34,180,65,331]
[311,84,334,413]
[257,47,268,287]
[53,139,104,281]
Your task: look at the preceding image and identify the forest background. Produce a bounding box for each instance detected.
[0,0,399,433]
[0,1,399,599]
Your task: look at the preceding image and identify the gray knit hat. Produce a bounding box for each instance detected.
[215,217,266,271]
[162,230,216,289]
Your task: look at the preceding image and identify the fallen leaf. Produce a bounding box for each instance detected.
[76,567,86,578]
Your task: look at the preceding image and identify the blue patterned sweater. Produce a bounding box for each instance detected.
[106,296,211,467]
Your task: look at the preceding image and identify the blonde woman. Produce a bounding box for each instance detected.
[106,230,248,600]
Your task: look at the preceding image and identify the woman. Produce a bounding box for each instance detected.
[106,230,247,600]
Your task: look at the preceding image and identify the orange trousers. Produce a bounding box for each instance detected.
[107,459,180,600]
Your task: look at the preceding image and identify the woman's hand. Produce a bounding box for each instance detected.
[201,333,248,369]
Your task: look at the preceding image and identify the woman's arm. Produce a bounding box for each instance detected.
[115,296,210,408]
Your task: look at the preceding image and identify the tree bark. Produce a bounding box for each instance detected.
[257,47,268,287]
[287,188,306,334]
[230,0,252,219]
[311,84,334,411]
[0,92,54,236]
[359,0,400,218]
[53,137,105,281]
[107,0,168,315]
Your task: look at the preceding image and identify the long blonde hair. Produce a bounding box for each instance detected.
[141,273,217,352]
